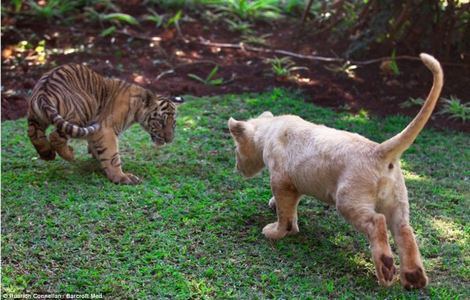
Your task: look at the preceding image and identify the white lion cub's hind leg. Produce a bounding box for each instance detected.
[263,175,300,240]
[336,190,397,287]
[387,198,428,289]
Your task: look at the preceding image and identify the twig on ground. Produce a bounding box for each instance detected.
[115,31,468,68]
[194,37,469,67]
[175,60,219,68]
[155,61,219,81]
[174,21,189,43]
[155,69,175,81]
[117,28,156,41]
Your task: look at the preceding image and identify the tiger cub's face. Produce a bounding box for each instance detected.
[141,93,181,146]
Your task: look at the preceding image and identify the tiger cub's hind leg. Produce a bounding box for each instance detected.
[49,131,75,161]
[27,119,56,160]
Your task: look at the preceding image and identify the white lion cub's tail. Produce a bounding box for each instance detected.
[377,53,444,161]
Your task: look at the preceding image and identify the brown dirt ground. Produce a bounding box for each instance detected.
[2,12,469,132]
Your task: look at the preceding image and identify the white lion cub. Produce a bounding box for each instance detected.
[228,53,443,289]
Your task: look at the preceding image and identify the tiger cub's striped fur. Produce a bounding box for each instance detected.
[28,64,182,184]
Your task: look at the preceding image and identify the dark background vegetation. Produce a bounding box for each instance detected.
[1,0,469,131]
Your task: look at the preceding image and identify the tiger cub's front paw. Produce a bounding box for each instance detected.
[57,146,75,161]
[110,173,142,185]
[39,150,56,161]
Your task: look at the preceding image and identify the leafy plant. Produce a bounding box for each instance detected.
[27,0,76,19]
[33,39,47,64]
[10,0,23,12]
[241,33,270,46]
[389,49,400,75]
[14,39,48,64]
[268,56,308,78]
[324,61,358,79]
[100,12,139,25]
[199,9,222,23]
[143,8,164,27]
[165,10,182,28]
[439,96,470,122]
[208,0,281,20]
[399,97,425,109]
[345,1,468,58]
[280,0,305,16]
[15,40,33,52]
[146,0,189,10]
[100,25,117,37]
[224,18,252,34]
[188,65,226,86]
[85,7,139,26]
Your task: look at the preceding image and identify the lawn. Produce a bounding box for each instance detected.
[1,89,469,299]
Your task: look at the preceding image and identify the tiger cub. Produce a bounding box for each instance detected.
[27,64,183,184]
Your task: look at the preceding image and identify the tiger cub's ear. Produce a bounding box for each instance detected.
[143,90,155,107]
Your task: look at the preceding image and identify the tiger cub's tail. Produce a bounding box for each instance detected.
[39,96,100,138]
[50,110,100,138]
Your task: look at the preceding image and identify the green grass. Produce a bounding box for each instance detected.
[2,89,469,299]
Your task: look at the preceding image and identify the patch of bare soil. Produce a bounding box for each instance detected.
[2,13,469,132]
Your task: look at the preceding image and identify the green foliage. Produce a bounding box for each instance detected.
[12,39,48,65]
[207,0,281,20]
[99,26,117,37]
[389,49,400,76]
[344,2,388,56]
[145,0,192,10]
[143,8,164,28]
[100,12,139,25]
[6,1,125,24]
[241,33,270,46]
[324,61,358,79]
[27,0,76,20]
[5,0,468,58]
[2,89,469,298]
[164,10,183,28]
[439,96,470,123]
[224,18,253,34]
[84,7,140,29]
[269,56,293,77]
[279,0,305,15]
[10,0,23,12]
[188,65,226,85]
[344,1,469,57]
[400,97,425,109]
[267,56,308,78]
[199,9,222,23]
